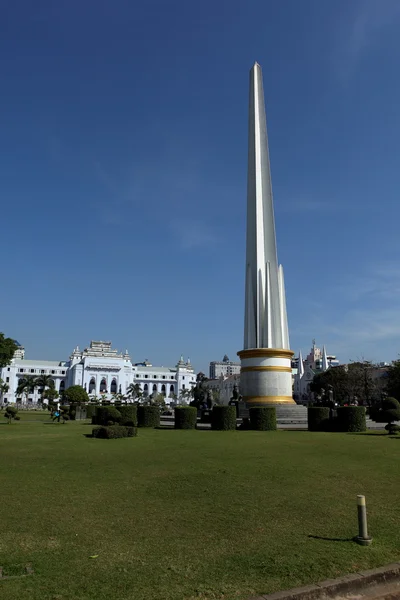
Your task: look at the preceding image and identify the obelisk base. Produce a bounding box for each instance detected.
[237,348,295,406]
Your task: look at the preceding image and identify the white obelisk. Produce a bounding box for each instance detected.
[237,63,294,406]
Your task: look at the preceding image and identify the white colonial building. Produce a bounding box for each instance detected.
[209,355,241,379]
[0,340,196,405]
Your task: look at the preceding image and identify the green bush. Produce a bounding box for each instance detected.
[249,407,277,431]
[92,425,138,439]
[61,385,89,405]
[95,406,122,426]
[137,405,160,428]
[119,404,138,426]
[174,406,197,429]
[308,407,330,432]
[211,406,236,431]
[85,404,96,419]
[337,406,366,432]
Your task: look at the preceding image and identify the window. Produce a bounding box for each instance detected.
[154,375,157,379]
[182,384,186,390]
[100,378,107,393]
[41,369,45,374]
[162,376,166,379]
[89,378,96,394]
[144,384,148,391]
[3,398,7,402]
[61,371,65,375]
[136,374,140,378]
[7,368,10,371]
[110,379,117,394]
[52,370,55,374]
[145,375,148,379]
[161,384,166,393]
[152,384,157,392]
[6,377,9,383]
[170,385,174,393]
[30,369,34,373]
[183,376,185,380]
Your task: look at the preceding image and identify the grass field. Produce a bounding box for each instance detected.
[1,415,400,600]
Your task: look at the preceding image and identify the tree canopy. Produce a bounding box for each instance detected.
[310,362,380,405]
[0,333,18,369]
[386,360,400,401]
[61,385,89,405]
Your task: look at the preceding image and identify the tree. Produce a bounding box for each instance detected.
[310,367,349,405]
[4,405,19,424]
[16,375,37,404]
[0,379,9,404]
[35,374,55,403]
[0,333,18,369]
[126,383,142,402]
[386,360,400,401]
[43,388,59,404]
[370,397,400,434]
[61,385,89,405]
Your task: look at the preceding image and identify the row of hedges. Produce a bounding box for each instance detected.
[308,406,367,432]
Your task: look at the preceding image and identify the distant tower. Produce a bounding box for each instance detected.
[237,63,294,406]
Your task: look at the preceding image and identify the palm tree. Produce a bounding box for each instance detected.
[16,376,37,404]
[0,379,9,404]
[126,383,142,402]
[35,374,55,403]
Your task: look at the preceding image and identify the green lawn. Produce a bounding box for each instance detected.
[1,419,399,600]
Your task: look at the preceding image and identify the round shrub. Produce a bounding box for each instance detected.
[95,406,122,426]
[174,406,197,429]
[211,405,236,431]
[308,407,330,432]
[337,406,366,432]
[249,407,277,431]
[137,405,160,428]
[370,397,400,426]
[119,404,138,427]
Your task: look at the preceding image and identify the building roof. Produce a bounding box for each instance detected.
[14,359,65,367]
[134,366,176,373]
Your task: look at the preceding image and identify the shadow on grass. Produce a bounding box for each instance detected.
[83,434,93,438]
[308,535,354,543]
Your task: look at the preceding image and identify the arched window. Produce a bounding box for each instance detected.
[143,384,148,392]
[50,379,55,388]
[110,379,117,394]
[89,378,96,393]
[152,384,157,392]
[100,378,107,393]
[161,384,166,394]
[170,384,174,393]
[59,381,65,391]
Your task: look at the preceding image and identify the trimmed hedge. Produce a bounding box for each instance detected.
[308,407,330,432]
[249,407,277,431]
[211,406,236,431]
[137,405,160,428]
[92,425,138,439]
[85,404,97,419]
[174,406,197,429]
[337,406,366,432]
[95,406,122,426]
[119,404,138,427]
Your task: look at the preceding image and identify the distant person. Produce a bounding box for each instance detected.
[53,410,60,423]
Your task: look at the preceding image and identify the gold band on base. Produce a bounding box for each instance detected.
[238,348,294,359]
[244,395,295,405]
[241,366,292,373]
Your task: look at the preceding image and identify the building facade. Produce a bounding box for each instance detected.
[209,355,241,379]
[0,340,196,405]
[293,341,339,403]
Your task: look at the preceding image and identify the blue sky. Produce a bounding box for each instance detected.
[1,0,400,371]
